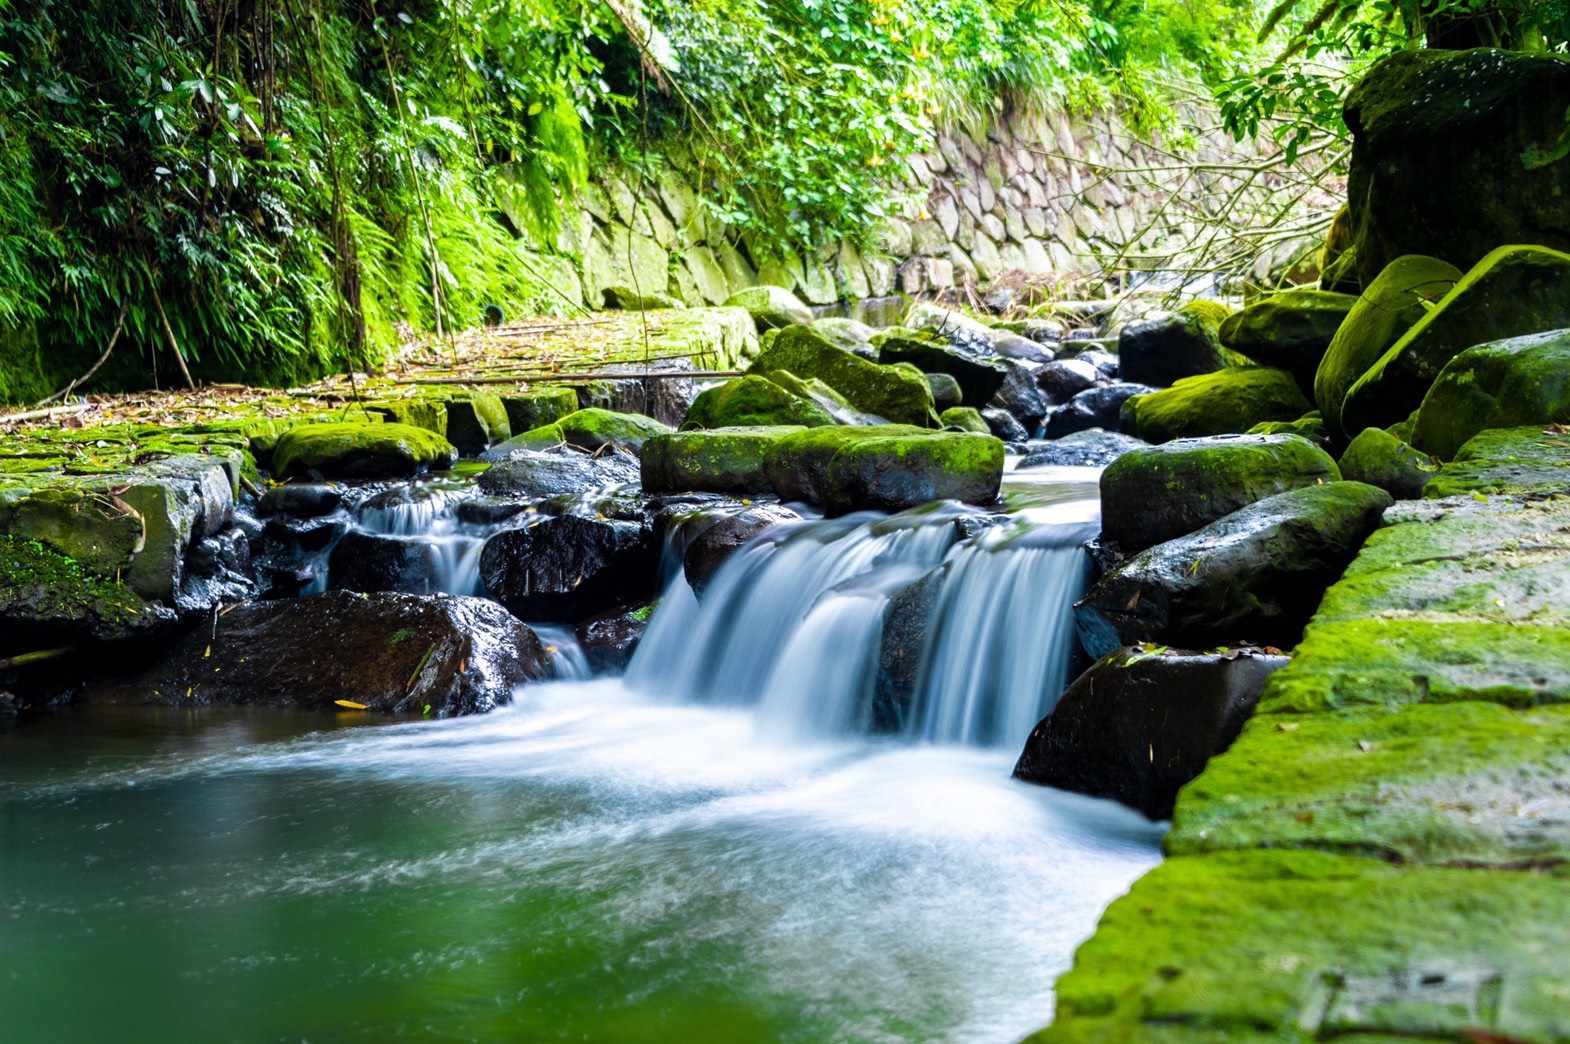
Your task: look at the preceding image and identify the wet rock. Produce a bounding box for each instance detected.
[1013,646,1290,819]
[176,527,256,613]
[1076,481,1393,657]
[257,482,345,518]
[441,392,511,455]
[872,566,943,732]
[751,326,939,427]
[1219,290,1357,393]
[926,372,963,411]
[683,505,802,595]
[262,512,348,553]
[681,374,841,429]
[877,333,1009,407]
[0,534,175,651]
[1118,302,1238,387]
[574,607,650,673]
[987,329,1054,363]
[1046,383,1155,438]
[1078,350,1120,380]
[93,590,550,715]
[1411,328,1570,461]
[574,367,695,429]
[1035,358,1104,406]
[724,285,813,330]
[327,531,446,594]
[1122,368,1311,444]
[271,422,457,480]
[981,407,1029,444]
[480,514,658,621]
[939,407,992,435]
[763,426,1004,513]
[501,388,580,437]
[1339,427,1438,500]
[478,446,640,497]
[1315,255,1461,445]
[456,497,533,526]
[642,426,806,495]
[988,359,1049,433]
[1342,245,1570,436]
[1100,434,1341,555]
[1018,429,1146,468]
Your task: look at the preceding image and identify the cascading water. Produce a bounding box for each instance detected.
[353,483,489,595]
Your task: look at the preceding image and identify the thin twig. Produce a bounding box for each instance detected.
[35,301,129,407]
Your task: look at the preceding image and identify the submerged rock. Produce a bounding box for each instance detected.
[1100,434,1341,555]
[1076,481,1393,656]
[683,504,801,595]
[642,426,807,495]
[93,591,550,715]
[1338,426,1438,499]
[1046,383,1153,438]
[1018,429,1146,468]
[1411,329,1570,461]
[1014,646,1288,819]
[480,515,657,621]
[1122,368,1311,443]
[270,422,457,480]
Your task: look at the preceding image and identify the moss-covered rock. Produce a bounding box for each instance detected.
[1337,425,1438,499]
[441,391,511,454]
[1100,433,1341,555]
[1423,425,1570,498]
[875,331,1008,406]
[1218,289,1357,393]
[1412,329,1570,461]
[1116,301,1243,388]
[750,326,940,427]
[1314,255,1462,444]
[723,285,812,330]
[501,388,579,435]
[938,406,991,434]
[682,374,840,429]
[0,534,175,648]
[762,425,1002,512]
[1342,245,1570,435]
[808,316,877,358]
[1245,411,1326,444]
[641,426,807,494]
[605,285,684,311]
[925,372,963,411]
[270,422,457,480]
[1343,47,1570,285]
[490,408,671,456]
[1121,367,1311,443]
[367,398,448,437]
[1076,481,1393,657]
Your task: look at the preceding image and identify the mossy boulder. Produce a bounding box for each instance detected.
[1412,329,1570,461]
[1100,433,1341,555]
[1014,646,1288,820]
[1337,425,1437,499]
[0,535,175,649]
[270,422,456,480]
[875,331,1008,406]
[1076,481,1393,657]
[723,285,812,330]
[1422,425,1570,498]
[1116,301,1243,388]
[367,398,448,437]
[501,388,579,435]
[808,316,877,358]
[749,326,940,427]
[1121,368,1311,443]
[1314,255,1461,444]
[1343,48,1570,285]
[1341,245,1570,435]
[762,425,1002,513]
[938,406,991,434]
[642,426,808,494]
[682,374,840,429]
[1246,411,1326,444]
[441,391,511,454]
[489,408,671,457]
[1218,289,1357,394]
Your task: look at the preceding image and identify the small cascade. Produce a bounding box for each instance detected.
[532,624,593,681]
[353,485,489,595]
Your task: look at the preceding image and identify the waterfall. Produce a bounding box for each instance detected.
[624,497,1098,750]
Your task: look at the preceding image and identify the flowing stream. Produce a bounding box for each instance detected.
[0,465,1163,1042]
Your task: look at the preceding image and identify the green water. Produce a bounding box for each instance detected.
[1,684,1161,1043]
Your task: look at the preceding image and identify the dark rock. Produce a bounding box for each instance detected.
[988,330,1054,363]
[981,407,1029,444]
[683,505,802,595]
[1122,368,1312,443]
[327,531,445,594]
[1118,303,1238,387]
[574,607,650,673]
[175,527,256,613]
[878,334,1009,406]
[1076,481,1393,657]
[1100,434,1342,555]
[443,392,511,455]
[1035,359,1104,406]
[988,359,1048,433]
[1046,383,1155,438]
[478,446,640,497]
[262,511,349,553]
[92,590,550,715]
[0,534,175,651]
[1339,427,1438,499]
[926,372,963,411]
[1018,429,1147,468]
[456,497,533,526]
[1078,350,1120,379]
[1013,646,1289,819]
[257,482,345,518]
[873,567,943,732]
[502,388,580,436]
[480,514,657,621]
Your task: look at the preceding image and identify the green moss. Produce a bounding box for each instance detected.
[938,406,991,434]
[1411,329,1570,461]
[501,388,579,434]
[1336,425,1437,499]
[722,285,812,329]
[1123,368,1312,443]
[642,426,808,494]
[1178,299,1233,328]
[367,399,449,436]
[0,535,166,640]
[557,408,670,451]
[1423,425,1570,498]
[682,374,839,429]
[270,422,457,479]
[1218,289,1357,392]
[749,326,940,427]
[819,431,1004,513]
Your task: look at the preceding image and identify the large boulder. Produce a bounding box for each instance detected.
[876,333,1008,406]
[1076,481,1393,657]
[1411,329,1570,461]
[93,591,551,715]
[642,426,807,494]
[809,316,877,358]
[903,302,997,355]
[326,531,448,594]
[1122,368,1311,443]
[477,446,640,496]
[501,388,580,436]
[724,285,813,330]
[1018,429,1147,468]
[1343,48,1570,285]
[682,504,801,594]
[1118,301,1240,387]
[1218,290,1357,394]
[270,422,456,480]
[762,426,1003,513]
[1338,426,1438,499]
[1100,434,1342,555]
[480,514,657,621]
[1013,646,1289,819]
[1314,255,1461,444]
[749,326,940,427]
[1342,245,1570,436]
[680,374,839,429]
[1046,383,1154,438]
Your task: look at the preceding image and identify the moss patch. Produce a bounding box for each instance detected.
[270,422,457,479]
[1123,368,1311,443]
[641,426,807,494]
